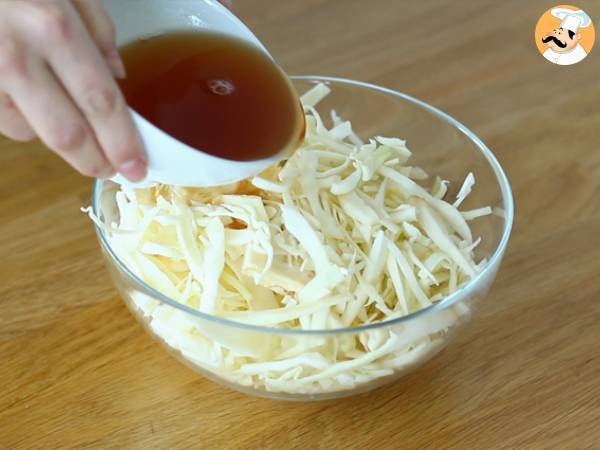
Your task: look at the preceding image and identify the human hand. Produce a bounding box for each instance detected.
[0,0,146,181]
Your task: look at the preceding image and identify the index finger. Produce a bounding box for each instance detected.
[70,0,126,78]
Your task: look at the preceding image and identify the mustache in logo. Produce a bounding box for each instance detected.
[542,35,567,48]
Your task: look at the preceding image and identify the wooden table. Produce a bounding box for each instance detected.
[1,1,599,448]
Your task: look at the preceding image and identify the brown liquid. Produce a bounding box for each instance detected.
[118,31,303,161]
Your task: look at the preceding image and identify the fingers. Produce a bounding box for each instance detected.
[0,91,36,142]
[10,1,147,181]
[70,0,125,78]
[3,51,114,178]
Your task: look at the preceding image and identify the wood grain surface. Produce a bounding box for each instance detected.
[1,1,599,448]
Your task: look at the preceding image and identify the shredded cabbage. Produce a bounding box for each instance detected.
[88,83,491,396]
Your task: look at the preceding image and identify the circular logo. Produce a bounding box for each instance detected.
[535,5,595,65]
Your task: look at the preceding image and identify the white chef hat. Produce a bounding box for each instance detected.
[551,8,592,33]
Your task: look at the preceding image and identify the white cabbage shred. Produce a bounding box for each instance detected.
[89,84,491,396]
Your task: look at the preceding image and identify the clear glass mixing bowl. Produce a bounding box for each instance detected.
[92,76,513,401]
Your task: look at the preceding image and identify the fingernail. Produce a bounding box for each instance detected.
[106,48,126,79]
[119,158,147,181]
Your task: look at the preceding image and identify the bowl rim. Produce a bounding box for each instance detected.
[92,75,514,336]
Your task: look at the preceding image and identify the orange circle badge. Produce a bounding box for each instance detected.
[535,5,595,65]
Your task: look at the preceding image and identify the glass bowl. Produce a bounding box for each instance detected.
[92,76,513,401]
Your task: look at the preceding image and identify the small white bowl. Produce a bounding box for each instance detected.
[105,0,290,188]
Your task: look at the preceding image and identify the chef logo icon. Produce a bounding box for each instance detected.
[535,5,595,65]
